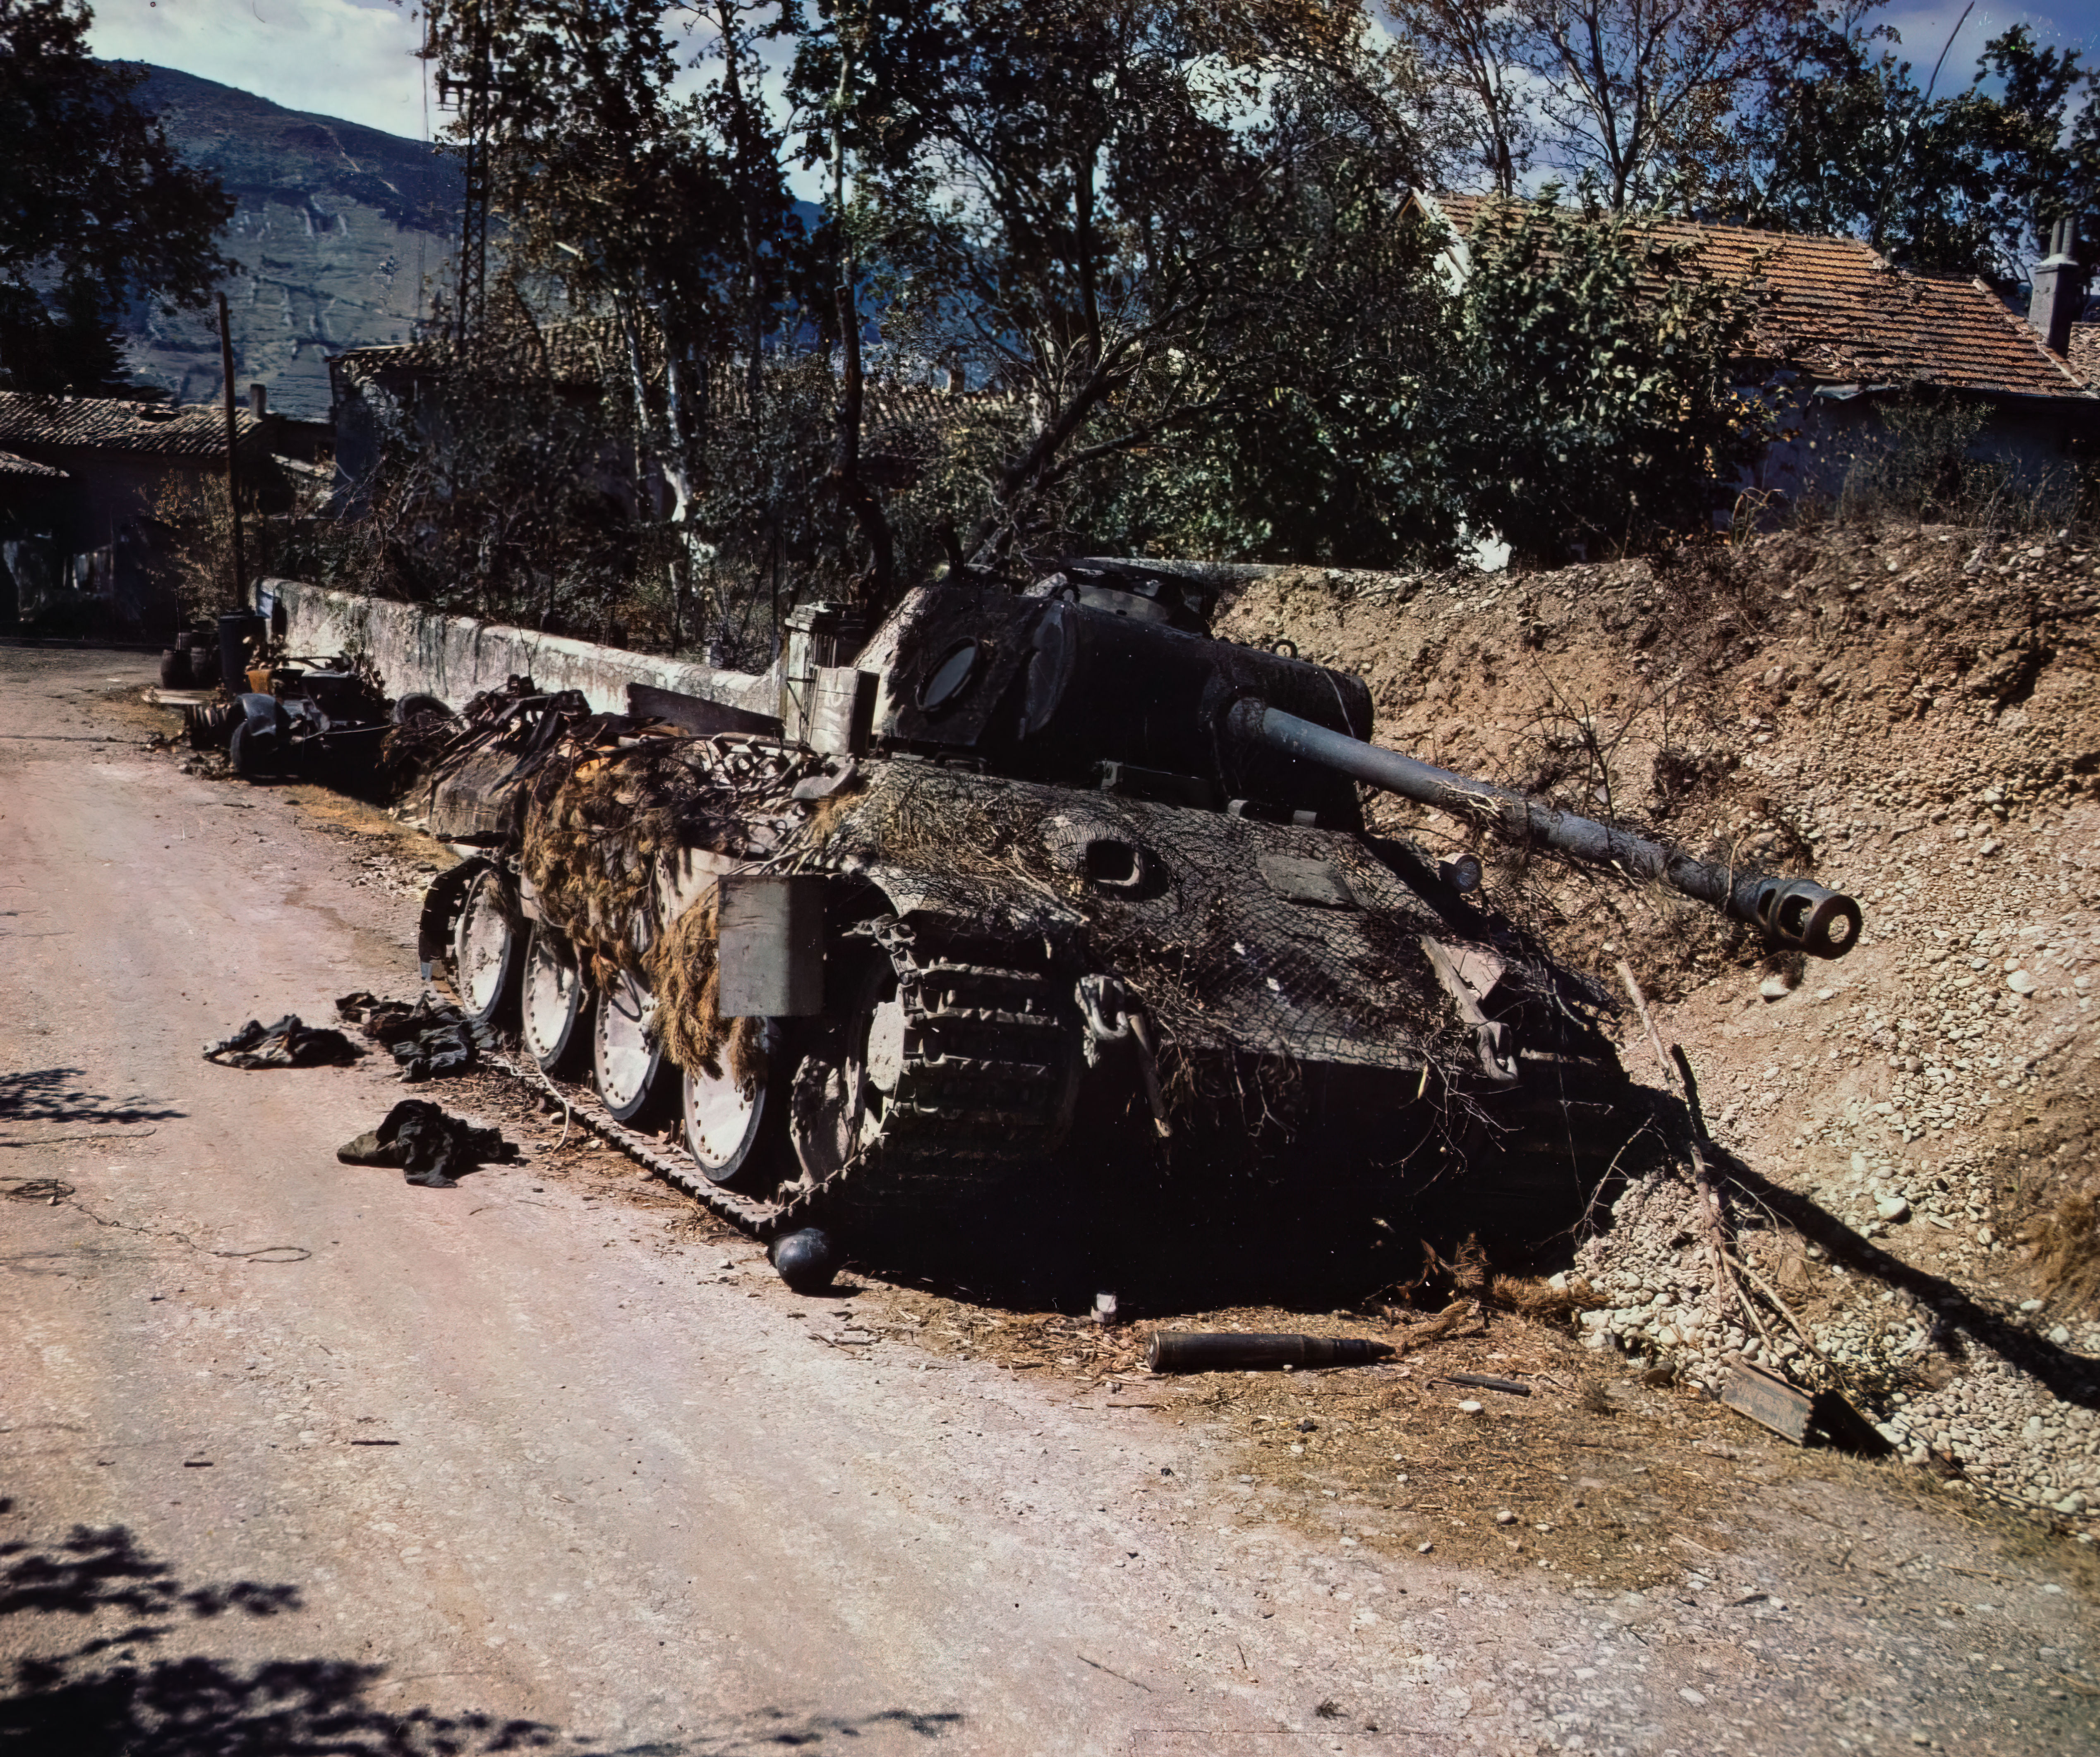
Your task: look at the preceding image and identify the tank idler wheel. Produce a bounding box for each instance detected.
[453,865,526,1029]
[520,919,592,1076]
[592,967,675,1128]
[787,957,887,1187]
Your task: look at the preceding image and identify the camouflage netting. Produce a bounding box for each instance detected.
[426,702,1575,1144]
[641,888,769,1094]
[770,762,1480,1081]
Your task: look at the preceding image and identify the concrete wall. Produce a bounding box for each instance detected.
[257,578,777,717]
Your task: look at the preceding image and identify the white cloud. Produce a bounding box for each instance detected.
[89,0,431,139]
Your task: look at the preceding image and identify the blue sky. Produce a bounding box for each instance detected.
[85,1,2100,146]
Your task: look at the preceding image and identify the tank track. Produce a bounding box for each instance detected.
[481,910,1079,1242]
[485,1047,788,1233]
[772,912,1080,1231]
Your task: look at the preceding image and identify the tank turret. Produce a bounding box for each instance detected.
[851,567,1862,960]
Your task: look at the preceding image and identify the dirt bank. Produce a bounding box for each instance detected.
[1216,524,2100,1536]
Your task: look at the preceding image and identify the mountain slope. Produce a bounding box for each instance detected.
[118,64,460,420]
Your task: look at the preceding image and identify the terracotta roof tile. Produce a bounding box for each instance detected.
[0,392,261,459]
[2066,322,2100,388]
[1420,194,2092,403]
[0,447,67,479]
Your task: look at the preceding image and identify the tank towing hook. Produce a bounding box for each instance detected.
[1227,699,1862,961]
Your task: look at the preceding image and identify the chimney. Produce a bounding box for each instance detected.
[248,382,268,418]
[2029,215,2085,356]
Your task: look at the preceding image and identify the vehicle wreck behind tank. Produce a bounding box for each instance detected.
[408,564,1861,1298]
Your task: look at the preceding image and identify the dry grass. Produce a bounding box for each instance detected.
[642,888,767,1092]
[2031,1188,2100,1309]
[842,1281,1839,1590]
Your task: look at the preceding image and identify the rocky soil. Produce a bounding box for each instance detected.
[1217,519,2100,1541]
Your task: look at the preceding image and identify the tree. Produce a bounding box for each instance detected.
[1384,0,1534,195]
[0,0,232,392]
[1432,194,1769,565]
[1515,0,1808,210]
[1736,6,2100,278]
[418,0,817,643]
[790,0,1438,586]
[1383,0,1806,211]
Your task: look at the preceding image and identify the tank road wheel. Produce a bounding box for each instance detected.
[592,967,674,1127]
[453,866,526,1029]
[681,1021,784,1187]
[520,919,592,1076]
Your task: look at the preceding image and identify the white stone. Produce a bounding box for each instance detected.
[1457,1400,1484,1414]
[2008,970,2038,995]
[1876,1196,1912,1223]
[1760,975,1792,1001]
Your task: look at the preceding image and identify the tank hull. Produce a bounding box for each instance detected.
[417,713,1634,1262]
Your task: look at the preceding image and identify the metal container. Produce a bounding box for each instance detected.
[216,610,266,695]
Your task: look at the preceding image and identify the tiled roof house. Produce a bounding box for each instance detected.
[328,322,1013,517]
[0,389,311,637]
[1406,193,2097,509]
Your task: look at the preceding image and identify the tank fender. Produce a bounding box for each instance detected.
[419,857,493,984]
[235,692,289,740]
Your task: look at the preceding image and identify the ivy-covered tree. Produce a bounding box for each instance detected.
[1436,194,1770,565]
[0,0,232,393]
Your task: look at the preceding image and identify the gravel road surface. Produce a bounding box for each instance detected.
[2,646,2093,1756]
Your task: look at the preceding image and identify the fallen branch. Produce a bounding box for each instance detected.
[1615,962,1765,1342]
[1616,960,1829,1376]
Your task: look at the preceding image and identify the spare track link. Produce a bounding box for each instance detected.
[770,913,1078,1232]
[485,1048,786,1236]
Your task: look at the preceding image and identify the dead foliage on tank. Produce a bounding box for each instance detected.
[521,739,691,989]
[510,729,820,999]
[642,887,768,1094]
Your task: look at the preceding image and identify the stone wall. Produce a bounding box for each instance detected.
[257,578,777,717]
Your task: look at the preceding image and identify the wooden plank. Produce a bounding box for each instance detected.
[1721,1354,1813,1445]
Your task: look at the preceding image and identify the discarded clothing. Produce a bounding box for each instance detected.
[336,990,492,1082]
[336,1099,515,1189]
[203,1015,362,1070]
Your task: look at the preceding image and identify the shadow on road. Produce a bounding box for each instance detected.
[0,1068,186,1134]
[0,1515,962,1755]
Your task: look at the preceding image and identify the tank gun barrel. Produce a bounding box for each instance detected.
[1229,700,1861,960]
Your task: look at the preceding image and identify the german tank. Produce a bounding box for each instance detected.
[409,563,1861,1290]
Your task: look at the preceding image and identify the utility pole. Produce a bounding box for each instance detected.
[216,291,247,605]
[434,7,497,348]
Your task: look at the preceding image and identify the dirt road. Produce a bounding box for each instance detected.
[2,645,2094,1755]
